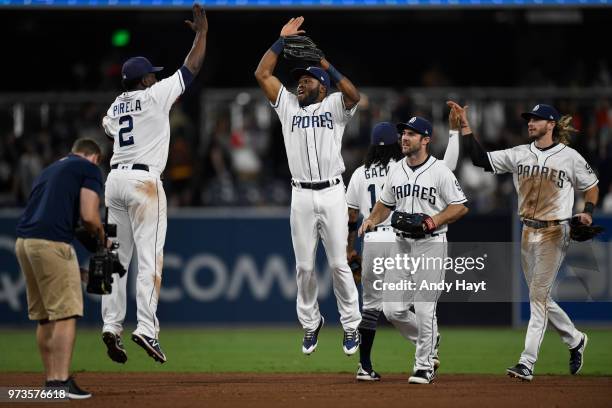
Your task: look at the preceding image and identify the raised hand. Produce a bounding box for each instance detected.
[280,17,306,37]
[185,3,208,33]
[447,101,470,132]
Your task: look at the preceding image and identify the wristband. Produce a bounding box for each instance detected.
[584,202,595,215]
[326,63,344,83]
[270,37,285,55]
[449,130,459,137]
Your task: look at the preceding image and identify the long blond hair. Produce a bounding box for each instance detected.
[553,115,578,145]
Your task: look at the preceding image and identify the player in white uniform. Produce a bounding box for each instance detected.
[359,116,468,384]
[450,101,598,381]
[346,116,461,381]
[100,5,208,364]
[255,17,362,355]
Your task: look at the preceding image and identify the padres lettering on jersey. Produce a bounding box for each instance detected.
[272,86,358,182]
[487,143,598,220]
[346,159,396,226]
[379,156,467,234]
[102,68,190,173]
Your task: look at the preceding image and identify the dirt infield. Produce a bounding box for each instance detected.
[1,372,611,408]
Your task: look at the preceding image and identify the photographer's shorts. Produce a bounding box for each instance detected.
[15,238,83,321]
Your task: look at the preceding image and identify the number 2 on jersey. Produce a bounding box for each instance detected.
[118,115,134,147]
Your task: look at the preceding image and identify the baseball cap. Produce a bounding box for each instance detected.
[291,66,331,89]
[521,104,560,122]
[397,116,433,137]
[371,122,399,145]
[121,56,164,81]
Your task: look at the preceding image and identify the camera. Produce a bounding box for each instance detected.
[86,219,127,295]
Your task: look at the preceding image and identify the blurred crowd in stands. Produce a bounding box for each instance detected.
[2,90,612,214]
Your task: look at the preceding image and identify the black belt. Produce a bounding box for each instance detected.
[522,219,569,229]
[396,232,439,239]
[111,163,149,172]
[292,178,341,190]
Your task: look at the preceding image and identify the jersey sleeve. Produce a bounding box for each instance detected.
[346,170,361,210]
[438,165,468,205]
[487,147,516,174]
[149,66,192,113]
[379,167,396,207]
[441,130,459,171]
[327,92,358,126]
[573,151,599,191]
[271,85,299,121]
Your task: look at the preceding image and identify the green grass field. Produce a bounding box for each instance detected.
[2,327,611,375]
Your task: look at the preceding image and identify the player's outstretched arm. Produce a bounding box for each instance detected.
[255,17,305,103]
[359,201,391,236]
[183,4,208,76]
[320,57,360,109]
[432,203,469,228]
[442,106,461,171]
[447,101,492,171]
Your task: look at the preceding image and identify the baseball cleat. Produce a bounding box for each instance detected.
[302,316,324,355]
[342,329,360,355]
[356,363,381,381]
[102,332,128,364]
[569,333,588,375]
[409,369,435,384]
[132,333,167,363]
[506,363,533,381]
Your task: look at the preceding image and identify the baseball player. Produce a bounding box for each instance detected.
[100,4,208,364]
[359,116,468,384]
[346,115,461,381]
[450,101,598,381]
[255,16,362,355]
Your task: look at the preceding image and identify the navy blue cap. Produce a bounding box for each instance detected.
[371,122,399,146]
[521,104,560,122]
[397,116,433,137]
[121,56,164,81]
[291,66,331,89]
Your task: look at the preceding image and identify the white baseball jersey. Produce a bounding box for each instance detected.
[488,142,598,221]
[380,156,467,234]
[346,159,397,227]
[102,67,190,173]
[272,85,358,182]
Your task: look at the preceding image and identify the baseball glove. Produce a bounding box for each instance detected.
[348,253,362,285]
[391,211,436,235]
[570,217,605,242]
[283,35,325,62]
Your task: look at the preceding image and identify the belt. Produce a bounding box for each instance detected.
[291,177,341,190]
[522,218,569,229]
[111,163,149,172]
[396,232,439,240]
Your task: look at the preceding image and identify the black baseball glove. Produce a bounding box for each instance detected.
[570,216,605,242]
[391,211,436,235]
[283,35,325,62]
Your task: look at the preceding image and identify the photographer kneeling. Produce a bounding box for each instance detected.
[15,138,106,399]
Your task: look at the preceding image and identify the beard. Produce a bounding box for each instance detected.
[402,143,420,156]
[528,127,547,139]
[298,90,320,107]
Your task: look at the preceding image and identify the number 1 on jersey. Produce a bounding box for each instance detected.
[118,115,134,147]
[368,183,376,212]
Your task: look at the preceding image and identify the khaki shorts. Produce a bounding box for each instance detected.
[15,238,83,321]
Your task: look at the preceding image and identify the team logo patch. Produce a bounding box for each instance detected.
[534,104,540,111]
[409,117,417,124]
[455,180,463,192]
